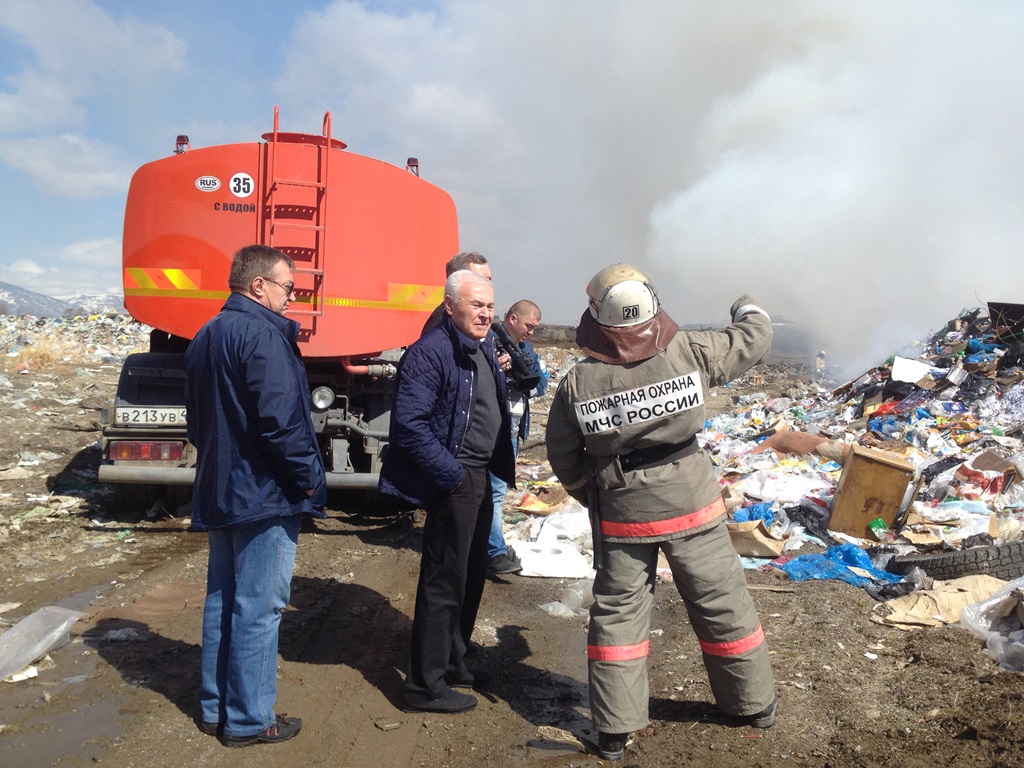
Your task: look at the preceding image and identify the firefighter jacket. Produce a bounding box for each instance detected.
[546,294,772,544]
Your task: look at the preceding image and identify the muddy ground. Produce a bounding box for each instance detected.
[2,345,1024,768]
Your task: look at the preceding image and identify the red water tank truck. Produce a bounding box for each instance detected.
[98,107,459,499]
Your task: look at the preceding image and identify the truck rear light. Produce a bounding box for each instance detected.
[108,441,184,461]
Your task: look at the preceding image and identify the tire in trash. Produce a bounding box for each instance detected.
[888,541,1024,582]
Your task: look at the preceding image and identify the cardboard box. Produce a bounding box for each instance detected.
[727,520,786,558]
[829,444,915,538]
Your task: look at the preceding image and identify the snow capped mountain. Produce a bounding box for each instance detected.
[57,293,127,315]
[0,281,125,318]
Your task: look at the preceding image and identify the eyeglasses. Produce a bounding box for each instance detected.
[262,277,295,294]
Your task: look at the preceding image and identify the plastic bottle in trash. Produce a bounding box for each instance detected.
[559,579,595,610]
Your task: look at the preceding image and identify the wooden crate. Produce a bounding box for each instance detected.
[829,444,915,538]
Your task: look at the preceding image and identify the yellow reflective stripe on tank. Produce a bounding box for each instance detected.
[316,283,443,312]
[124,288,228,299]
[125,268,158,290]
[124,279,443,311]
[320,296,436,311]
[163,269,199,290]
[125,268,202,292]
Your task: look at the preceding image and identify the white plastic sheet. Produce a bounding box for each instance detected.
[960,575,1024,671]
[0,606,85,682]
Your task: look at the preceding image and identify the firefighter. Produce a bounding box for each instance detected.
[545,264,778,762]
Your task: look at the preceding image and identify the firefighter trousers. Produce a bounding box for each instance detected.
[587,518,775,733]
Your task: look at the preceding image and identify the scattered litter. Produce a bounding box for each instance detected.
[7,665,38,682]
[961,575,1024,670]
[871,575,1005,629]
[101,627,151,643]
[535,725,586,751]
[517,541,593,579]
[539,600,578,618]
[558,579,595,611]
[0,605,85,682]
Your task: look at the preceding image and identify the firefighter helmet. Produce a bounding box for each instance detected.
[585,264,660,328]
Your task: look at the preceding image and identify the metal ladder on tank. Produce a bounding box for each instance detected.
[262,105,330,318]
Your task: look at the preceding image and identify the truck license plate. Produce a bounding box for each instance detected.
[114,407,188,426]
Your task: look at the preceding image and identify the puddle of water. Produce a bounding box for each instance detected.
[56,583,108,613]
[0,639,131,766]
[0,532,208,765]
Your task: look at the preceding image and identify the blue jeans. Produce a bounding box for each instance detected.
[488,410,522,559]
[200,514,300,737]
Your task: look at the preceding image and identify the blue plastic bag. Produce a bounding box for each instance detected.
[733,502,775,528]
[778,544,901,588]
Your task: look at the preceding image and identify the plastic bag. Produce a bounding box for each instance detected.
[960,575,1024,671]
[778,544,902,588]
[0,606,85,682]
[733,501,777,528]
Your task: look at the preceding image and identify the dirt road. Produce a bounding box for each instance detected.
[2,356,1024,768]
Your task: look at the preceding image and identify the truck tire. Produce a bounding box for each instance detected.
[888,541,1024,582]
[113,483,192,519]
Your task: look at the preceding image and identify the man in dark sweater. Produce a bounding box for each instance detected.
[379,270,514,714]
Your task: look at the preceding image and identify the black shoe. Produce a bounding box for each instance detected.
[488,553,523,575]
[446,669,492,690]
[747,693,779,728]
[506,545,522,565]
[199,720,219,736]
[403,687,477,714]
[219,714,302,747]
[597,732,629,761]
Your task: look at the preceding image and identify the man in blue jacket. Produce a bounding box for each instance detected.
[379,269,515,714]
[185,244,327,747]
[487,300,547,576]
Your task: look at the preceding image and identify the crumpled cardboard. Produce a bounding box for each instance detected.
[726,519,786,558]
[870,574,1007,629]
[902,508,1000,543]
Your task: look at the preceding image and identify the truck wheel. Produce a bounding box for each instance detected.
[113,484,191,519]
[329,489,406,517]
[888,541,1024,582]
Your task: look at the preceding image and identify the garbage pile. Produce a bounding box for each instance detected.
[701,304,1024,588]
[1,313,151,369]
[505,306,1024,629]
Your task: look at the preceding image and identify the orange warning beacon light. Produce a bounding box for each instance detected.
[122,107,459,358]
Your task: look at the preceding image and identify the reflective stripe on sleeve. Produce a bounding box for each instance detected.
[587,640,650,662]
[698,625,765,657]
[599,497,725,538]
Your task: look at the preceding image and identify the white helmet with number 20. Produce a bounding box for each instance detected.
[585,264,660,328]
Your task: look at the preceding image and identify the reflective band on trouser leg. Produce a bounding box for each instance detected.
[587,542,660,734]
[661,525,775,717]
[698,625,765,657]
[588,639,649,661]
[600,497,725,538]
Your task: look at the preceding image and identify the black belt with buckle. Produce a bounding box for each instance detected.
[618,436,697,472]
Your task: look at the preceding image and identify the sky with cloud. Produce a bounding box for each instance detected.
[2,0,1023,374]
